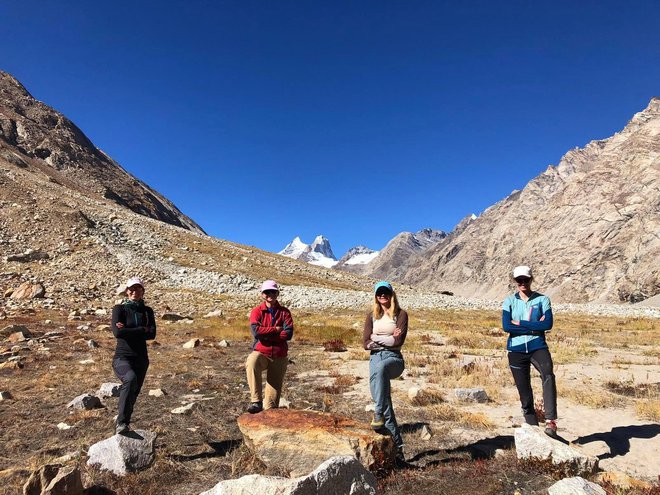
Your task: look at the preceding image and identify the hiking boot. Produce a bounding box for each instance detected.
[544,420,558,438]
[395,446,407,468]
[247,401,263,414]
[370,415,385,430]
[115,423,130,435]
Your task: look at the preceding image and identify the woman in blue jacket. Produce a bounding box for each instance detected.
[502,266,558,437]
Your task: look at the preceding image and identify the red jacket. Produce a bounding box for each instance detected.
[249,302,294,358]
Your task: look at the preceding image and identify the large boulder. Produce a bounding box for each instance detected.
[23,464,83,495]
[200,455,376,495]
[86,429,157,475]
[237,409,395,476]
[514,424,598,476]
[547,477,606,495]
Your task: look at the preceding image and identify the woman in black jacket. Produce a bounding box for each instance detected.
[111,277,156,435]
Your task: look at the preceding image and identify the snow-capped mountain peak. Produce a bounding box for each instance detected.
[278,236,309,258]
[278,235,338,268]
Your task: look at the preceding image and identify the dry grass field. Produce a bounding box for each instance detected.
[0,305,658,494]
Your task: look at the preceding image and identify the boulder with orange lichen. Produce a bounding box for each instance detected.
[237,409,395,476]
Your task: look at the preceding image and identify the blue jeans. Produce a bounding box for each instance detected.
[369,350,404,448]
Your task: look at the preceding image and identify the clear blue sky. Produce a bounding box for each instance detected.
[3,1,659,257]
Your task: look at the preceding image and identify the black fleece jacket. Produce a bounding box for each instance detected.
[112,301,156,360]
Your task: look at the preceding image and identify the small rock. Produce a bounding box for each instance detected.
[0,361,23,370]
[1,324,29,337]
[57,422,73,430]
[171,402,198,415]
[279,397,291,409]
[67,393,102,410]
[162,313,187,322]
[9,281,45,299]
[8,331,30,342]
[22,464,83,495]
[420,425,433,441]
[547,477,606,495]
[454,388,489,403]
[79,359,95,365]
[218,339,229,347]
[364,404,375,412]
[183,338,201,349]
[0,391,13,400]
[204,310,223,318]
[149,388,166,397]
[98,383,121,398]
[87,339,99,349]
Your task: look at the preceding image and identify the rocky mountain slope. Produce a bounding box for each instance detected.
[401,98,660,304]
[338,228,447,278]
[0,71,202,233]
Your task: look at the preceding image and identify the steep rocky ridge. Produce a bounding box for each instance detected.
[338,228,447,278]
[401,99,660,304]
[0,70,202,233]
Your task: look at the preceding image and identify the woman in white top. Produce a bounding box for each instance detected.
[363,280,409,461]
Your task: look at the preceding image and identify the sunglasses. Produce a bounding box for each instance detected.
[263,290,278,296]
[126,286,143,292]
[376,292,392,298]
[515,278,531,285]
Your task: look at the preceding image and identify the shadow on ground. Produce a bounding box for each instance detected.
[574,423,660,460]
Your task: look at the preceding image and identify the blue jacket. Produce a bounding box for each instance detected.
[502,292,553,353]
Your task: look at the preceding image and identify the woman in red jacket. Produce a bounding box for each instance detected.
[245,280,294,413]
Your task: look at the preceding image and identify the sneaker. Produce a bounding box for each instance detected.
[247,401,263,414]
[115,423,130,435]
[544,420,558,438]
[370,415,385,430]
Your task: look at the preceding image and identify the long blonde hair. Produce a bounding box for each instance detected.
[373,290,401,320]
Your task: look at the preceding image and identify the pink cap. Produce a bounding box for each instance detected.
[261,280,279,292]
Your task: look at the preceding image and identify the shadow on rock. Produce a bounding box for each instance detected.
[573,423,660,460]
[169,439,242,462]
[447,435,515,460]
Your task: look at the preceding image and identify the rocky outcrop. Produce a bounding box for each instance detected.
[86,430,157,475]
[400,99,660,304]
[199,456,377,495]
[0,70,203,233]
[237,409,395,476]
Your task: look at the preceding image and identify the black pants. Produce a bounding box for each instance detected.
[113,357,149,425]
[508,348,557,424]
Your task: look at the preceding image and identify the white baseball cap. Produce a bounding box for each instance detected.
[512,266,532,279]
[117,276,145,295]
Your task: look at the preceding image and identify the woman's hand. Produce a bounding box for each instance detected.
[511,320,520,326]
[116,322,124,329]
[393,328,402,337]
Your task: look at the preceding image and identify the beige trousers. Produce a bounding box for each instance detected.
[245,351,288,409]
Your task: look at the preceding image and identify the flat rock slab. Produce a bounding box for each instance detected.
[87,429,157,475]
[200,455,376,495]
[515,424,598,476]
[453,387,489,403]
[237,409,395,476]
[548,476,606,495]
